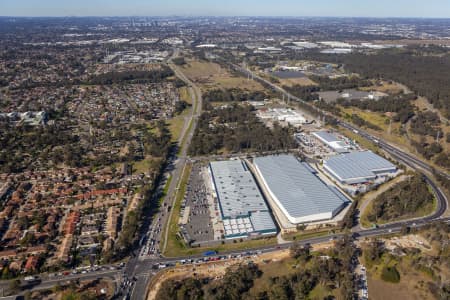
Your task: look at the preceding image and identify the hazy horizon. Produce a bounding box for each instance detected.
[2,0,450,18]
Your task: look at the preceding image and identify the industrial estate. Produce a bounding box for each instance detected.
[0,12,449,300]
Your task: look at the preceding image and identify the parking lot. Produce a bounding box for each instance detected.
[180,163,215,244]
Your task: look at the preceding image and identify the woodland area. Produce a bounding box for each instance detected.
[202,88,269,105]
[299,49,450,118]
[156,235,357,300]
[188,104,296,155]
[88,66,174,85]
[283,75,372,102]
[367,174,435,223]
[336,93,417,124]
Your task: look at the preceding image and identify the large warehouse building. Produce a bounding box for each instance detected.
[209,160,277,239]
[252,154,349,224]
[323,150,397,185]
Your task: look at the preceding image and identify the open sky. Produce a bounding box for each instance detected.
[2,0,450,18]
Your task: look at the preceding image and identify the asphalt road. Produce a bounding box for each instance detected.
[129,50,203,300]
[3,55,448,300]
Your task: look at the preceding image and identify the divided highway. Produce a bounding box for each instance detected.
[231,62,448,218]
[3,56,448,300]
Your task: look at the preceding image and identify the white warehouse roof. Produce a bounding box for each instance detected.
[313,131,350,153]
[253,155,348,224]
[209,160,277,236]
[210,160,267,218]
[324,150,397,184]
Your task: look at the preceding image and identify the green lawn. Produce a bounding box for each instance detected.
[340,106,389,131]
[132,156,161,174]
[163,163,192,256]
[282,228,338,241]
[158,175,173,206]
[167,107,192,142]
[309,284,335,300]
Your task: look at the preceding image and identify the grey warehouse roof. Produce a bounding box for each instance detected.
[313,131,339,143]
[210,160,269,218]
[324,150,396,180]
[250,211,277,233]
[253,155,347,219]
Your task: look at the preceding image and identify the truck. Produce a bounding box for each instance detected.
[203,250,217,257]
[23,275,39,282]
[21,275,41,287]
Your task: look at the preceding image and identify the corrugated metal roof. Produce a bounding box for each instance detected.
[254,154,347,219]
[324,151,396,180]
[313,131,339,143]
[250,211,277,233]
[210,160,269,218]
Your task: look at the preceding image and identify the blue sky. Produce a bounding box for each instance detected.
[1,0,450,18]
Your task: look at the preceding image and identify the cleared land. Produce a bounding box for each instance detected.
[361,232,447,300]
[360,80,409,94]
[367,272,434,300]
[181,60,265,91]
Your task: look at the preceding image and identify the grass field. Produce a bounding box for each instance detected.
[363,247,436,300]
[167,107,192,142]
[279,77,317,87]
[246,256,297,298]
[340,106,390,131]
[282,228,337,241]
[163,163,192,257]
[179,86,192,105]
[359,80,408,94]
[181,60,264,91]
[132,156,162,174]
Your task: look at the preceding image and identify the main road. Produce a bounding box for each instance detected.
[127,58,449,299]
[234,61,448,213]
[3,55,448,300]
[128,50,203,300]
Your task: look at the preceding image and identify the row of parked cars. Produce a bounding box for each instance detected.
[48,262,125,278]
[154,250,264,269]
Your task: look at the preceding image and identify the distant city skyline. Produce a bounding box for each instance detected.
[2,0,450,18]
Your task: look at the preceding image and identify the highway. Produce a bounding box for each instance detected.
[2,55,448,300]
[128,50,203,300]
[232,62,448,216]
[80,62,450,299]
[231,62,450,180]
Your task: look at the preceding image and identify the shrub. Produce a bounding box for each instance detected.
[381,266,400,283]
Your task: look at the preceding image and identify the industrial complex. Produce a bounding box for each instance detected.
[323,150,397,185]
[312,131,352,153]
[252,154,349,226]
[208,160,277,239]
[189,148,397,239]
